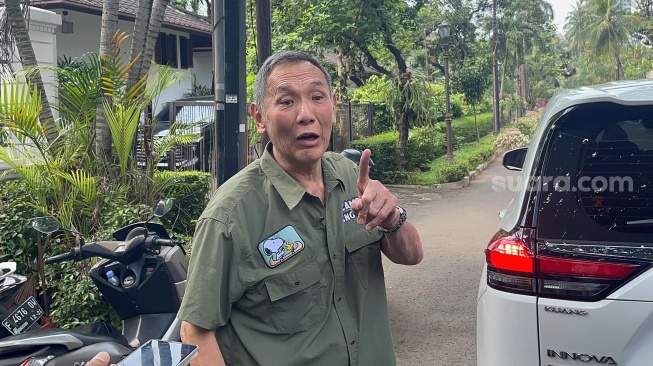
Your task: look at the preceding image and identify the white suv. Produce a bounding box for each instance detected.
[477,80,653,366]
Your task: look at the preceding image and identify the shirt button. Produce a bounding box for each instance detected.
[332,254,337,259]
[350,340,356,346]
[294,281,300,286]
[336,296,342,302]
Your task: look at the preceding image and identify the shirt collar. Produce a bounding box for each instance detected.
[260,142,345,210]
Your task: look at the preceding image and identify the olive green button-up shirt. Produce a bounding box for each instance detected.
[177,145,396,366]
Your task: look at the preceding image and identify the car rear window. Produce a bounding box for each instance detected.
[536,102,653,243]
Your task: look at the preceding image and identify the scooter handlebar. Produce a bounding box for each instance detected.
[153,238,177,247]
[44,248,77,264]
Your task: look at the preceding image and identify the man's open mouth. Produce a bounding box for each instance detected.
[297,133,319,141]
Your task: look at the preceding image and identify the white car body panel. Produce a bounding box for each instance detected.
[538,298,653,366]
[477,266,539,366]
[607,267,653,302]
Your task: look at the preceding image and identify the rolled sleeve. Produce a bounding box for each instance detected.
[177,217,245,330]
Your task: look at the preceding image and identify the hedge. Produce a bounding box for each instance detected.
[415,133,497,185]
[154,170,212,236]
[351,113,494,182]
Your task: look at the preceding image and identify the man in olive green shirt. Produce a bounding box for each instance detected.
[178,50,423,366]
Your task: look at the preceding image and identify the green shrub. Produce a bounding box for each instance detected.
[406,125,446,169]
[155,171,212,236]
[49,261,121,329]
[511,114,539,137]
[0,180,38,275]
[352,114,492,181]
[447,113,494,147]
[435,140,496,183]
[351,132,397,181]
[415,133,497,185]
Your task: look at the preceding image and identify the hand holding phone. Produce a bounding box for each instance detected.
[117,340,198,366]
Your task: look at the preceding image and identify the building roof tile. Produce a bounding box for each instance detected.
[19,0,211,35]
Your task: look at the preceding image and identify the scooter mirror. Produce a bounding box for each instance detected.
[153,198,175,218]
[31,216,60,234]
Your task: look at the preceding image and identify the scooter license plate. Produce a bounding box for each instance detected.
[2,296,44,335]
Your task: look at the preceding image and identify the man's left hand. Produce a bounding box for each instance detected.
[350,149,400,231]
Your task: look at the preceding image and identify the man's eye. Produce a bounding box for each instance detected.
[279,99,293,106]
[313,95,324,101]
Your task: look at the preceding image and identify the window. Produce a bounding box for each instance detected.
[179,36,193,69]
[155,33,179,67]
[537,103,653,243]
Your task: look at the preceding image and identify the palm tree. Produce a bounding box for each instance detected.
[2,0,57,145]
[565,0,589,55]
[567,0,634,80]
[128,0,169,90]
[95,0,119,160]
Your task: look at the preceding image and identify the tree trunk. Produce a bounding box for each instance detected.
[615,51,623,81]
[335,46,348,150]
[95,0,119,160]
[474,104,479,142]
[500,47,508,97]
[395,111,409,171]
[140,0,168,81]
[128,0,154,90]
[5,0,58,145]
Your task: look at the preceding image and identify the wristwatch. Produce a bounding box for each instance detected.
[378,206,407,234]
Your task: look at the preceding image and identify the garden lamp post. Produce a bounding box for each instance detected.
[438,21,454,163]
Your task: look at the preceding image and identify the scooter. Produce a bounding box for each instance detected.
[0,262,43,339]
[0,198,188,365]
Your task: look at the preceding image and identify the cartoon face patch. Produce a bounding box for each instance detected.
[258,225,305,268]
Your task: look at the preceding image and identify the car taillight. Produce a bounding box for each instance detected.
[486,231,643,300]
[486,235,536,294]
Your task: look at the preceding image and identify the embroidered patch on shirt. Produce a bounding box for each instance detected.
[342,196,357,223]
[258,225,306,268]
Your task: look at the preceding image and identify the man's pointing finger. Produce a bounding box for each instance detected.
[357,149,372,196]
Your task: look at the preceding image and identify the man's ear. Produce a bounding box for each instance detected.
[250,102,266,135]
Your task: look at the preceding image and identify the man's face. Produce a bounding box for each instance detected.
[251,61,337,171]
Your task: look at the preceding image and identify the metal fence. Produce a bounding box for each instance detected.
[332,102,374,151]
[136,101,217,177]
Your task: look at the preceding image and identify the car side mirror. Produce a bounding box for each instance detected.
[502,147,528,171]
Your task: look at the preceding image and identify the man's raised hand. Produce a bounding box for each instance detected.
[351,149,399,231]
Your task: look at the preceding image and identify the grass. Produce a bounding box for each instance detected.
[414,133,497,185]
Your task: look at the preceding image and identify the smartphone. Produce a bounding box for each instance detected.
[117,340,199,366]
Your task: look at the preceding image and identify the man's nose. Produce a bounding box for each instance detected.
[296,98,316,124]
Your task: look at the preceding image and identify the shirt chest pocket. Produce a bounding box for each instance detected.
[264,261,326,334]
[345,226,382,289]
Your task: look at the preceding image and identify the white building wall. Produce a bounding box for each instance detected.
[193,52,213,90]
[51,9,212,114]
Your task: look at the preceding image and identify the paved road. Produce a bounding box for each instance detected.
[384,157,520,366]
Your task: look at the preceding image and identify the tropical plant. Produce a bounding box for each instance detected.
[385,72,432,171]
[0,0,57,145]
[0,40,201,324]
[454,58,492,141]
[566,0,636,80]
